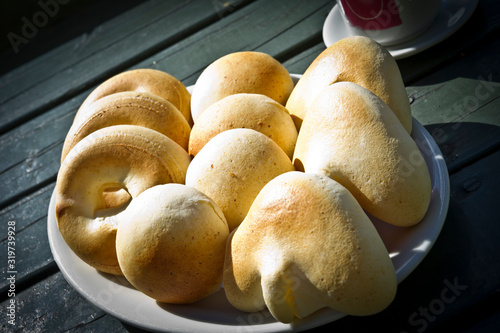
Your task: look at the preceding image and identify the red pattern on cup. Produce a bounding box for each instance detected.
[339,0,402,30]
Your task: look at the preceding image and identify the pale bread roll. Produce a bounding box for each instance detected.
[293,82,431,227]
[189,93,297,159]
[185,128,295,231]
[223,171,397,323]
[286,36,412,133]
[116,184,229,304]
[190,51,294,121]
[76,68,192,125]
[61,91,191,162]
[55,125,191,275]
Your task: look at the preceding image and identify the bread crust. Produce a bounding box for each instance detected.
[77,68,192,125]
[55,125,191,275]
[190,51,294,121]
[293,82,431,226]
[116,184,229,303]
[224,172,397,322]
[189,93,297,159]
[186,128,295,231]
[61,91,191,162]
[286,36,412,133]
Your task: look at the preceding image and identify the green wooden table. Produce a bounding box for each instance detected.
[1,0,499,332]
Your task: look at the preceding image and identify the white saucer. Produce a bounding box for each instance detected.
[323,0,478,59]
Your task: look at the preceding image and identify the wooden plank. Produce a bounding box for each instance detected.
[0,272,126,332]
[0,183,55,294]
[253,3,330,62]
[273,0,500,87]
[407,37,500,173]
[0,0,146,73]
[0,0,254,134]
[0,0,336,299]
[282,43,325,75]
[455,306,500,333]
[1,28,499,212]
[130,0,333,85]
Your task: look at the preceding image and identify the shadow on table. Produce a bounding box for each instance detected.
[423,121,500,173]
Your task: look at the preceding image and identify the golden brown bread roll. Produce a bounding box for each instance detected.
[286,36,412,133]
[190,51,294,121]
[188,93,297,159]
[61,91,191,162]
[76,68,192,125]
[293,82,431,227]
[185,128,295,231]
[116,184,229,304]
[223,171,397,323]
[55,125,191,275]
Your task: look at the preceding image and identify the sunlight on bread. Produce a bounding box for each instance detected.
[54,37,432,320]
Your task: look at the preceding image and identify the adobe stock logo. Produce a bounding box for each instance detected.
[7,0,71,54]
[401,277,467,333]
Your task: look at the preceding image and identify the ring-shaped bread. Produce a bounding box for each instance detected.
[77,68,192,125]
[293,82,431,227]
[61,91,191,162]
[55,125,191,275]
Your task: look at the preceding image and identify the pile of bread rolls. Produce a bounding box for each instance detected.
[55,36,431,323]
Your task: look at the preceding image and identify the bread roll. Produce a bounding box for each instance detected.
[77,68,192,125]
[61,91,191,162]
[116,184,229,304]
[293,82,431,227]
[286,36,412,133]
[190,51,294,121]
[189,93,297,159]
[185,128,295,231]
[55,125,191,275]
[223,171,397,323]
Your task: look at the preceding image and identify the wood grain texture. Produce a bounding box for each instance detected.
[0,272,125,333]
[0,183,55,294]
[0,0,254,134]
[408,37,500,173]
[0,0,147,73]
[130,0,332,84]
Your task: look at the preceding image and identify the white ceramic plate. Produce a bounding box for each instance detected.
[322,0,478,59]
[48,74,450,332]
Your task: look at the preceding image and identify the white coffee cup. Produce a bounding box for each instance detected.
[337,0,442,46]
